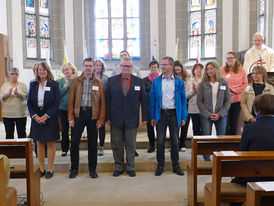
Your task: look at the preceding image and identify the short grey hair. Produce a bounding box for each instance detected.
[253,32,264,41]
[120,57,132,65]
[162,56,175,66]
[8,67,19,76]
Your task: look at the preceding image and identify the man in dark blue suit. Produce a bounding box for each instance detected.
[106,57,148,177]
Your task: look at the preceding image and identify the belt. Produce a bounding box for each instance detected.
[161,109,176,113]
[81,106,92,111]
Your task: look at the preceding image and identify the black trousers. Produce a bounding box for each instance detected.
[59,109,70,153]
[156,110,180,169]
[146,120,155,148]
[226,102,241,135]
[179,115,190,148]
[70,108,98,172]
[3,117,27,139]
[98,124,106,147]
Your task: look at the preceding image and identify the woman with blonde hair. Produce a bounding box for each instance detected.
[197,62,231,161]
[58,63,77,156]
[27,62,60,179]
[241,66,274,124]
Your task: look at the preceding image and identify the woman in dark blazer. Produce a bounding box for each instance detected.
[27,62,60,179]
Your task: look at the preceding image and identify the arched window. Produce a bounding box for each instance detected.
[258,0,265,37]
[25,0,50,59]
[189,0,217,60]
[95,0,140,60]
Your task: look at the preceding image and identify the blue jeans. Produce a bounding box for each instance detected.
[200,115,227,161]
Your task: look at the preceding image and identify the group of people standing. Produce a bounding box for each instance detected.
[1,32,274,180]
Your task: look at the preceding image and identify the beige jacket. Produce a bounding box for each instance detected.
[68,73,106,125]
[241,83,274,121]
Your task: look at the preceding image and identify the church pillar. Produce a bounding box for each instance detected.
[165,0,176,57]
[0,0,8,35]
[65,0,75,64]
[150,0,159,61]
[222,0,233,65]
[238,0,250,51]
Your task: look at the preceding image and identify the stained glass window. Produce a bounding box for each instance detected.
[190,12,201,35]
[205,10,216,34]
[26,38,37,59]
[95,0,140,60]
[25,14,36,37]
[204,34,216,58]
[189,36,201,59]
[259,0,265,37]
[189,0,217,59]
[190,0,201,11]
[25,0,51,59]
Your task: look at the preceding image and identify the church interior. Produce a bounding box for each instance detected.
[1,0,274,206]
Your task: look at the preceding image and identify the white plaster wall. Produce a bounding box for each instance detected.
[165,0,176,57]
[273,0,274,48]
[238,0,250,51]
[0,0,8,35]
[65,0,75,64]
[150,0,159,60]
[222,0,233,65]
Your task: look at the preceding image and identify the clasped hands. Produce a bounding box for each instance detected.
[210,113,220,121]
[34,114,48,124]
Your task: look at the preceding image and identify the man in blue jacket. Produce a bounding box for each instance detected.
[150,56,188,176]
[106,57,148,177]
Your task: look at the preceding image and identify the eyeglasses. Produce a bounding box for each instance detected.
[160,64,171,67]
[84,65,93,67]
[252,72,261,75]
[10,73,18,76]
[121,65,132,68]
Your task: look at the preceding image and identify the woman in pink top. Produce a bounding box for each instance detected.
[221,51,248,135]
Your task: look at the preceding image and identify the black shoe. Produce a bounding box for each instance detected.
[127,170,136,177]
[61,152,67,157]
[69,170,78,178]
[147,147,155,153]
[113,170,124,177]
[155,167,164,176]
[89,170,98,178]
[173,167,184,176]
[45,171,54,179]
[135,151,139,157]
[40,170,46,177]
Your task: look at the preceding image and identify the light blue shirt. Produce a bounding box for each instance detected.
[161,74,175,109]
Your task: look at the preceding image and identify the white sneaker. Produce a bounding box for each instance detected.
[98,147,104,156]
[180,147,186,152]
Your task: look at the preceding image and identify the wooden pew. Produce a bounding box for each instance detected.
[204,151,274,206]
[187,135,241,206]
[0,155,17,206]
[0,139,40,206]
[246,182,274,206]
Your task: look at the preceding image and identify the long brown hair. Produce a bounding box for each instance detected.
[224,51,242,73]
[35,62,54,82]
[202,62,223,82]
[174,60,188,81]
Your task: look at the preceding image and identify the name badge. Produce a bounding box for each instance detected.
[134,86,140,91]
[225,74,231,79]
[92,86,99,91]
[245,86,250,92]
[220,85,226,90]
[44,87,51,91]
